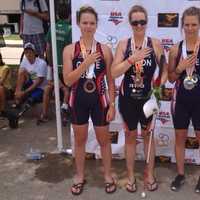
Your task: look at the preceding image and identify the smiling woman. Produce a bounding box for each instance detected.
[111,4,168,193]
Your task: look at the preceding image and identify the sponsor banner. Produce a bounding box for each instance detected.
[156,101,173,128]
[155,127,175,157]
[71,0,200,164]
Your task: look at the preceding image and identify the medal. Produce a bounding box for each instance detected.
[183,76,195,90]
[182,40,199,90]
[131,37,147,89]
[80,38,97,93]
[83,79,96,93]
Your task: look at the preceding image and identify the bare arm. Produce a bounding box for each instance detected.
[168,44,180,83]
[25,9,49,21]
[19,14,24,37]
[111,39,152,78]
[46,42,53,66]
[111,40,132,78]
[63,44,101,87]
[152,38,168,85]
[102,44,115,105]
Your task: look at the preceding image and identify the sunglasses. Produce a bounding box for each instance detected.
[131,20,147,26]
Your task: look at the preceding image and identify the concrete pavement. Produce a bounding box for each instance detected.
[0,116,200,200]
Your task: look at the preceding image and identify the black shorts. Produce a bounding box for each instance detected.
[172,98,200,131]
[69,90,109,126]
[119,94,152,131]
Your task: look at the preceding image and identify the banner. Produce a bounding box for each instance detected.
[71,0,200,164]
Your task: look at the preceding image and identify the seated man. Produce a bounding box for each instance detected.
[0,53,12,117]
[37,4,71,125]
[7,42,47,128]
[37,72,70,125]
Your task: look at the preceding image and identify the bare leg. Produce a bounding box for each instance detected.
[195,131,200,192]
[15,69,28,104]
[124,130,137,183]
[175,129,187,175]
[94,126,113,182]
[143,129,156,182]
[195,131,200,176]
[0,86,5,112]
[72,124,88,184]
[41,84,53,118]
[95,125,117,193]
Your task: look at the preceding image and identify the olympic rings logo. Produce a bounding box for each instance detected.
[158,133,170,146]
[106,35,118,52]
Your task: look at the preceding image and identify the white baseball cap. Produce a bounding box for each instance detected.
[24,42,36,52]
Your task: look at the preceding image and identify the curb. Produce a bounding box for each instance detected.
[5,43,23,48]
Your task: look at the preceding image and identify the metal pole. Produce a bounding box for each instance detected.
[49,0,63,151]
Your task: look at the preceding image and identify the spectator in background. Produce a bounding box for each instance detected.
[7,42,47,128]
[19,0,49,58]
[37,4,72,124]
[0,53,12,117]
[0,27,6,48]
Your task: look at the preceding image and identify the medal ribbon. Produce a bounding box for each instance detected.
[182,40,199,77]
[131,36,147,74]
[80,38,97,79]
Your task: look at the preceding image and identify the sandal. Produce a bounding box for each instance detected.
[195,176,200,193]
[144,169,158,191]
[105,178,117,194]
[126,178,137,193]
[170,174,185,191]
[36,115,49,125]
[71,180,86,195]
[145,178,158,191]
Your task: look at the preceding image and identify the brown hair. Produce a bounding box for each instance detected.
[76,6,98,24]
[128,5,148,24]
[181,6,200,28]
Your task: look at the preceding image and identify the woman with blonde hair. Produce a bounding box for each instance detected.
[168,6,200,192]
[111,5,167,192]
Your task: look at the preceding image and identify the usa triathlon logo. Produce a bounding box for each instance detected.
[161,38,173,52]
[108,11,123,25]
[157,111,170,124]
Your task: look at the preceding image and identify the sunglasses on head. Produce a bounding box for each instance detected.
[131,19,147,26]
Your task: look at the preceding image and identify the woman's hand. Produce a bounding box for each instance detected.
[128,47,152,64]
[106,105,115,122]
[84,52,101,68]
[177,54,197,73]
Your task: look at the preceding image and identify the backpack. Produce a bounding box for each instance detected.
[21,0,50,35]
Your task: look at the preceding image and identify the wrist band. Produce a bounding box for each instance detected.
[127,58,134,65]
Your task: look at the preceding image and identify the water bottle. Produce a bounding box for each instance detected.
[26,148,44,160]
